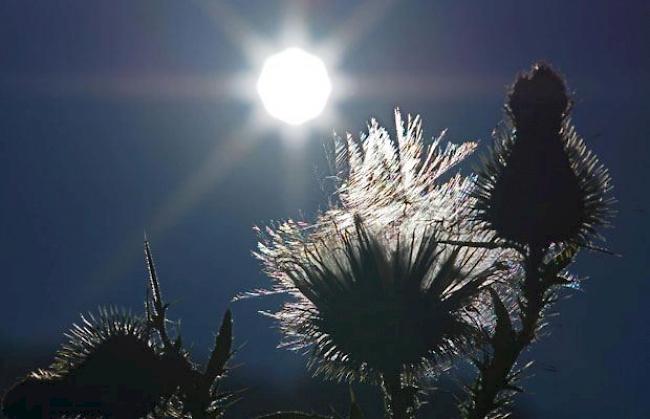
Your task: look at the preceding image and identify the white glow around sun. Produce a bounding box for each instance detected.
[257,47,332,126]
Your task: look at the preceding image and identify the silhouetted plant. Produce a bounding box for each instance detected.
[143,240,236,419]
[1,62,615,419]
[251,64,614,419]
[250,112,511,419]
[473,63,613,250]
[462,63,614,418]
[1,240,235,419]
[1,307,177,419]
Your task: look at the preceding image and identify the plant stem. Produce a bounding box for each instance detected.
[382,371,412,419]
[467,245,546,419]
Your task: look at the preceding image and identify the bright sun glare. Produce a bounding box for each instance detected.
[257,47,332,126]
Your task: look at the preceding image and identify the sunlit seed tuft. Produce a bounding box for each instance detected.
[252,111,510,384]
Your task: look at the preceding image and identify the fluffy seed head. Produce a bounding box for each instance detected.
[252,111,508,383]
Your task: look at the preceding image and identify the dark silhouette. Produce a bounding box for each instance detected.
[2,309,179,418]
[1,63,614,419]
[465,63,614,418]
[473,63,612,249]
[2,241,234,419]
[252,63,613,419]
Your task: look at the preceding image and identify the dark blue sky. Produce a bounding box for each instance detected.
[1,1,648,417]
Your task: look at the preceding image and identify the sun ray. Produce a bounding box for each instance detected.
[85,122,259,299]
[2,74,242,102]
[18,1,509,303]
[337,73,505,102]
[320,0,397,65]
[191,0,270,64]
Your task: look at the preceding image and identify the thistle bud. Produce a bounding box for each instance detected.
[508,63,569,134]
[474,63,613,248]
[2,308,178,419]
[1,376,55,419]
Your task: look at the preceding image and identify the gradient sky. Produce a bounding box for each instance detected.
[1,1,648,417]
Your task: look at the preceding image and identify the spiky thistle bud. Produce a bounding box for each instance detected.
[1,375,56,419]
[2,308,179,419]
[250,111,509,386]
[474,63,613,248]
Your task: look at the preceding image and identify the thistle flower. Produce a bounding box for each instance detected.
[260,216,504,384]
[252,112,507,386]
[473,63,613,249]
[2,307,178,419]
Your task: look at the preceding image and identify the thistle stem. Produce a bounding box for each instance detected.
[382,371,413,419]
[466,244,547,419]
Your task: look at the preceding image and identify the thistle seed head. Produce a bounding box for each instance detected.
[252,111,509,384]
[262,218,502,383]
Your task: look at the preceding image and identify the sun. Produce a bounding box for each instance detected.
[257,47,332,126]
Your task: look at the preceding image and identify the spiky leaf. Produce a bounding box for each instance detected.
[206,309,233,380]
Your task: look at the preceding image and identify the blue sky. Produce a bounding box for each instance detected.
[1,1,648,417]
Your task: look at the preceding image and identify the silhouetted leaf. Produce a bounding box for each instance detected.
[206,309,233,380]
[489,288,516,349]
[144,239,164,317]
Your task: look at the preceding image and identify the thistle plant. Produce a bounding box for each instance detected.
[0,63,615,419]
[463,63,614,418]
[1,308,178,419]
[1,240,235,419]
[252,112,510,419]
[473,63,613,250]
